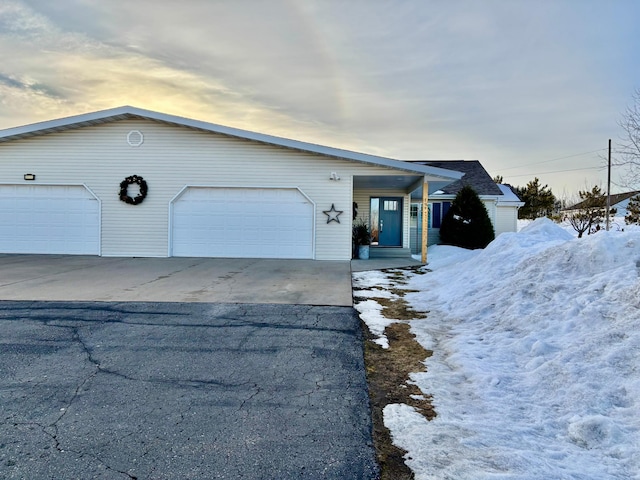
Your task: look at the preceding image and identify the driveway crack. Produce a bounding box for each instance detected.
[238,384,261,411]
[37,327,139,479]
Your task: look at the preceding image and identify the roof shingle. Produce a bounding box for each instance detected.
[412,160,503,196]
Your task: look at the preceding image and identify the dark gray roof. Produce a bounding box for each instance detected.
[412,160,503,196]
[566,190,640,210]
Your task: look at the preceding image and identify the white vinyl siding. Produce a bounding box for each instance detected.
[0,119,422,260]
[495,205,519,236]
[0,185,99,254]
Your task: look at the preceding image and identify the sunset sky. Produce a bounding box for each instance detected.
[1,0,639,197]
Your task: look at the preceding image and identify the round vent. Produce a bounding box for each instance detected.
[127,130,144,147]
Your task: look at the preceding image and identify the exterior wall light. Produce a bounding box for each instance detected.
[24,174,36,181]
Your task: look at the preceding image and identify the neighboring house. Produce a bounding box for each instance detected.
[0,106,464,261]
[565,191,640,219]
[406,160,524,253]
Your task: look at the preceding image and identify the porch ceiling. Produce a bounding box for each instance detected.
[354,175,456,195]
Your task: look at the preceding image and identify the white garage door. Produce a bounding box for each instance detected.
[0,185,100,255]
[171,187,314,258]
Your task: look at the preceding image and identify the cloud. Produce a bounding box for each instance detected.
[1,0,639,193]
[0,72,24,89]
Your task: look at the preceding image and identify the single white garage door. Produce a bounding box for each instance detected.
[171,187,314,258]
[0,185,100,255]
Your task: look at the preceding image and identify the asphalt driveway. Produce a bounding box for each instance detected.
[0,300,378,479]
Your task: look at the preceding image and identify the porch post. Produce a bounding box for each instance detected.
[421,179,429,264]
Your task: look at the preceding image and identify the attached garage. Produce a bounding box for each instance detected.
[171,187,314,259]
[0,185,100,255]
[0,106,464,260]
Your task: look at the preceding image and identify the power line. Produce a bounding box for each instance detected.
[499,148,607,172]
[507,165,604,178]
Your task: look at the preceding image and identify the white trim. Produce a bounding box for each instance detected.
[496,184,525,207]
[167,185,317,258]
[0,106,464,182]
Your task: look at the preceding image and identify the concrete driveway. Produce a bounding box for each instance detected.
[0,255,353,306]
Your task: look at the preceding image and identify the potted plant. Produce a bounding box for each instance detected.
[353,218,371,259]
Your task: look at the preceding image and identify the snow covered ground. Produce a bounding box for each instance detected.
[353,218,640,479]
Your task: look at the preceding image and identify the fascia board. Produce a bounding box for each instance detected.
[0,106,464,181]
[127,107,465,180]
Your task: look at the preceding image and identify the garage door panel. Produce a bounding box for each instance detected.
[0,185,100,255]
[172,188,313,259]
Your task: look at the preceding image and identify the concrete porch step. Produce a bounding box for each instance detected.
[369,247,412,259]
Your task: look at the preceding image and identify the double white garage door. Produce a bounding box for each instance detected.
[0,185,100,255]
[171,187,314,259]
[0,185,314,258]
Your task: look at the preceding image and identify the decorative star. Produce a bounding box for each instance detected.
[323,204,343,224]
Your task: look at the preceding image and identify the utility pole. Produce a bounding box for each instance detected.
[606,139,612,231]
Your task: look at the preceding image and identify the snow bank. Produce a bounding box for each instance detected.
[359,218,640,479]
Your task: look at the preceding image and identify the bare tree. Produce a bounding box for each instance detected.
[566,211,592,238]
[616,88,640,188]
[564,186,615,238]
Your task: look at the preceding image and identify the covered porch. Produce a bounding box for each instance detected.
[352,164,462,263]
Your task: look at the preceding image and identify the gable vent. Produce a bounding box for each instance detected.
[127,130,144,147]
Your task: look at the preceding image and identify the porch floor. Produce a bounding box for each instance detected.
[351,257,423,272]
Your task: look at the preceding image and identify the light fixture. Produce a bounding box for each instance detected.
[329,172,340,181]
[24,174,35,181]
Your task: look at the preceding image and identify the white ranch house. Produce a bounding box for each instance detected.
[0,107,522,261]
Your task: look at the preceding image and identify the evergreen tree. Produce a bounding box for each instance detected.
[440,186,495,249]
[625,194,640,225]
[516,178,556,219]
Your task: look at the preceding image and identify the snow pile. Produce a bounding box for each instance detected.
[353,270,397,348]
[359,218,640,479]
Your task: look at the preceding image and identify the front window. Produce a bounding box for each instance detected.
[383,200,398,211]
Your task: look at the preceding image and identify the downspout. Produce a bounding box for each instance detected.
[421,178,429,264]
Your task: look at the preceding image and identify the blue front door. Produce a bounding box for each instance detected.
[378,197,403,246]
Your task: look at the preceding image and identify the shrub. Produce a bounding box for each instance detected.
[439,186,495,249]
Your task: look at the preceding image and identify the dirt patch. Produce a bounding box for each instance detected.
[363,321,435,479]
[355,266,436,478]
[371,297,428,320]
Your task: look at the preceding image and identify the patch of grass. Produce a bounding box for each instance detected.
[369,297,427,320]
[358,266,435,479]
[363,321,435,480]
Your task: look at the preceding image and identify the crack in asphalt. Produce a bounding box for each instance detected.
[1,326,140,479]
[0,301,378,479]
[0,303,356,335]
[238,385,262,411]
[50,326,139,479]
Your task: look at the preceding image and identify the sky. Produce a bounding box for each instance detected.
[354,218,640,478]
[1,0,639,197]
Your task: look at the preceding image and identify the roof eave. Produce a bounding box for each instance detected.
[0,105,464,181]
